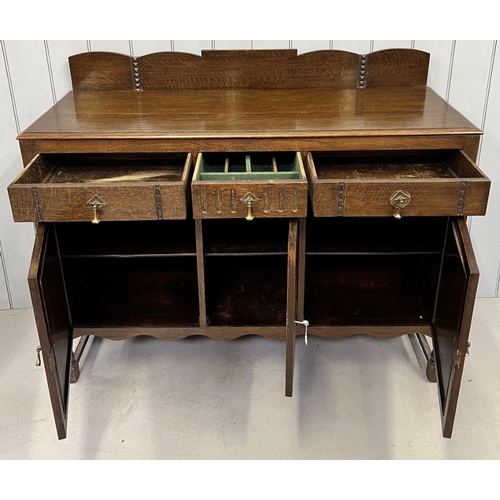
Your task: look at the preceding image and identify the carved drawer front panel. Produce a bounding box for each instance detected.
[191,152,308,219]
[305,150,490,218]
[8,153,193,223]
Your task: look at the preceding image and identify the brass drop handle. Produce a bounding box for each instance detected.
[91,205,99,224]
[87,195,106,225]
[390,190,411,219]
[35,345,42,367]
[240,192,260,222]
[245,204,254,221]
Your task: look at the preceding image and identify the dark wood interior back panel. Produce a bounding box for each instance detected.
[65,256,200,328]
[69,49,429,91]
[304,254,439,326]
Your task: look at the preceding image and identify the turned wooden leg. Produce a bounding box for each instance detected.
[70,352,80,383]
[426,350,437,383]
[70,335,91,384]
[408,332,437,383]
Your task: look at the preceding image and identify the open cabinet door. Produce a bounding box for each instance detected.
[28,224,73,439]
[433,218,479,438]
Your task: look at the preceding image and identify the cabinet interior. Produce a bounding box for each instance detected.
[202,218,289,255]
[58,220,199,328]
[304,216,447,326]
[202,219,290,326]
[57,216,451,330]
[206,255,287,326]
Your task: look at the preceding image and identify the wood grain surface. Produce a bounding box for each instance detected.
[8,153,193,222]
[306,151,490,217]
[10,48,487,441]
[19,87,478,141]
[191,152,308,219]
[69,49,428,92]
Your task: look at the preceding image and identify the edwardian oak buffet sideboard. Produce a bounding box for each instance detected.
[7,49,490,440]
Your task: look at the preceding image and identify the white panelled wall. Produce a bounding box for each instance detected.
[0,40,498,308]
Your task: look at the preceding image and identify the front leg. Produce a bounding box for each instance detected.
[70,335,91,383]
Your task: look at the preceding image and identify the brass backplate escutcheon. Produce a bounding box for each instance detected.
[240,191,260,221]
[87,194,106,210]
[87,195,106,224]
[390,190,411,209]
[240,191,260,207]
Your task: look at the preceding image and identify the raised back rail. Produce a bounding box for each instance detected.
[69,48,430,91]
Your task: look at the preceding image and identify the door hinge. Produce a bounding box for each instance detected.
[454,342,471,369]
[48,350,56,373]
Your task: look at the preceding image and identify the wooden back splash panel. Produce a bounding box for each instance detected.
[69,49,430,91]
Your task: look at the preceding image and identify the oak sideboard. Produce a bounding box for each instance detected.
[7,49,490,439]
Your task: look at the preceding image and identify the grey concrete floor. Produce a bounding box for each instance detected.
[1,299,500,459]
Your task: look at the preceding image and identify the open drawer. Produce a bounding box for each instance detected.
[8,153,193,223]
[305,150,490,217]
[191,152,308,219]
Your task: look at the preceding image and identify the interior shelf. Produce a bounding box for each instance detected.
[304,254,440,326]
[203,218,289,256]
[306,216,447,255]
[57,220,196,258]
[205,255,287,326]
[64,256,199,328]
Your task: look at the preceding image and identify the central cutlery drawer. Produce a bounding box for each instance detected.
[191,152,308,219]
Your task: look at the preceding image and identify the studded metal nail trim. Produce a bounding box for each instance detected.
[338,182,345,216]
[457,180,468,216]
[32,187,43,222]
[155,185,163,219]
[132,57,142,91]
[358,55,367,89]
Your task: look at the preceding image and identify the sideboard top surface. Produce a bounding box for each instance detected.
[18,49,480,144]
[19,87,479,141]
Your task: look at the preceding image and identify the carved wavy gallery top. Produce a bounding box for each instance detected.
[69,48,430,92]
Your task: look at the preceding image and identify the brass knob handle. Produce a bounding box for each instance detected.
[87,195,106,224]
[35,346,42,367]
[390,190,411,219]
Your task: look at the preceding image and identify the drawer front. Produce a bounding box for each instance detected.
[307,151,490,218]
[192,152,308,219]
[343,181,464,217]
[191,182,308,219]
[9,184,187,223]
[8,153,192,223]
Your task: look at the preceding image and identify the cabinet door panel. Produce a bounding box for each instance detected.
[28,224,72,439]
[433,218,479,438]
